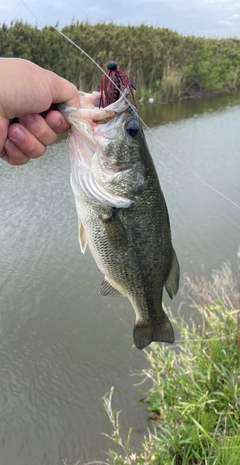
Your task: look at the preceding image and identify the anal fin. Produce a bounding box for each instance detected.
[99,278,123,297]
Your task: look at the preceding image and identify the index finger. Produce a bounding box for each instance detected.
[44,110,71,134]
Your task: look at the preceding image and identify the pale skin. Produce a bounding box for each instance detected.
[0,58,80,165]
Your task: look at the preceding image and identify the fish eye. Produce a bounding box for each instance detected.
[126,121,139,137]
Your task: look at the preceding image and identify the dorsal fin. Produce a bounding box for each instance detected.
[165,248,180,299]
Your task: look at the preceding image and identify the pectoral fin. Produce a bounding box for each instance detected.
[99,278,123,297]
[78,221,88,254]
[165,248,180,299]
[99,209,128,252]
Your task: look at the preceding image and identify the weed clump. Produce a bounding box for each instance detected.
[103,257,240,465]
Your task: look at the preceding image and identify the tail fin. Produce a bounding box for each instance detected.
[133,313,175,350]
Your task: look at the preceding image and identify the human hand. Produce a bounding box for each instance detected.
[0,58,80,165]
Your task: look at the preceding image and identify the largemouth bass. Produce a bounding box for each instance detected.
[59,91,180,350]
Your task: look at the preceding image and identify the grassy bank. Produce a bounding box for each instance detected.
[1,21,240,101]
[101,256,240,465]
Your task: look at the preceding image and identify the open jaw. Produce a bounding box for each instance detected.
[58,89,131,144]
[58,91,136,208]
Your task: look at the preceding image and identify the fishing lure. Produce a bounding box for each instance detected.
[20,0,240,211]
[98,60,137,108]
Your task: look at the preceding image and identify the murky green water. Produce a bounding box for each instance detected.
[1,92,240,464]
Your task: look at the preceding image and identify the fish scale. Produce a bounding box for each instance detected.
[58,91,180,350]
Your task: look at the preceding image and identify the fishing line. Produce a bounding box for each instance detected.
[165,330,240,346]
[20,0,135,112]
[20,0,240,211]
[146,134,240,211]
[130,329,240,386]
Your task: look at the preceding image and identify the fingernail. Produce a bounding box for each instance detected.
[5,138,15,148]
[10,127,24,142]
[19,114,34,126]
[50,119,62,128]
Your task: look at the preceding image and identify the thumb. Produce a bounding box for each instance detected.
[0,116,8,158]
[46,71,80,107]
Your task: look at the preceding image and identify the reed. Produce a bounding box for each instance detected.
[2,21,240,99]
[160,64,184,100]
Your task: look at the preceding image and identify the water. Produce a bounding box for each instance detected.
[1,92,240,464]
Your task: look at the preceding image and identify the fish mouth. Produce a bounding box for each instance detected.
[58,89,130,128]
[58,90,137,208]
[58,89,132,149]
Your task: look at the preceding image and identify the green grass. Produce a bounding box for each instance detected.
[102,257,240,465]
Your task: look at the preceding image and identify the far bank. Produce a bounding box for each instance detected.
[1,21,240,102]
